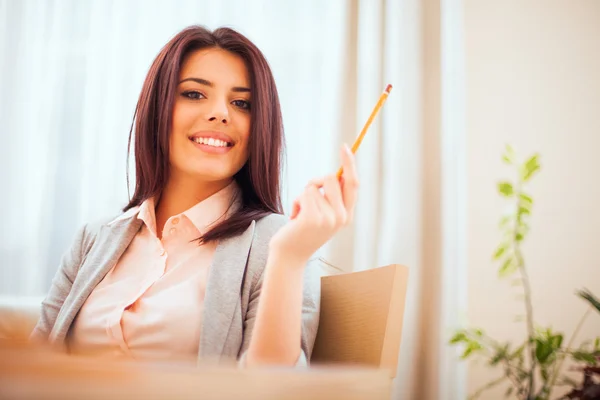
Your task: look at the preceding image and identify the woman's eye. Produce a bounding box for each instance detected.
[232,100,251,110]
[182,91,204,100]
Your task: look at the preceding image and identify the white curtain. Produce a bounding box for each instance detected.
[0,0,466,398]
[0,0,350,294]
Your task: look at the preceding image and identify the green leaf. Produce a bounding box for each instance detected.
[498,181,514,197]
[516,232,524,241]
[499,258,517,277]
[524,154,539,169]
[517,230,529,241]
[552,334,564,350]
[449,331,467,344]
[462,343,481,358]
[571,350,597,364]
[474,328,484,337]
[499,215,512,228]
[594,337,600,350]
[535,339,555,364]
[518,205,531,216]
[576,288,600,315]
[505,386,513,397]
[489,353,504,366]
[510,343,526,360]
[489,344,509,366]
[522,154,541,181]
[533,331,562,367]
[493,243,509,260]
[519,192,533,205]
[461,348,471,358]
[524,165,540,181]
[502,144,516,165]
[518,223,530,236]
[502,144,515,164]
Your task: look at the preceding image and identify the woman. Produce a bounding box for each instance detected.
[31,26,359,368]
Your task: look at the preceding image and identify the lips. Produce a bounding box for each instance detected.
[189,137,231,148]
[188,131,234,147]
[188,131,234,155]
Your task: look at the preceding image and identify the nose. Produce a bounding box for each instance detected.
[206,100,229,125]
[208,113,228,124]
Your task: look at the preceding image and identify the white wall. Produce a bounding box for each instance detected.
[465,1,600,397]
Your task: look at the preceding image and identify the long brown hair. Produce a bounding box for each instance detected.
[124,26,284,243]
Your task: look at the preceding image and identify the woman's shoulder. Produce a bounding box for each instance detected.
[252,212,293,245]
[75,210,136,250]
[83,212,128,234]
[244,213,288,256]
[254,212,288,233]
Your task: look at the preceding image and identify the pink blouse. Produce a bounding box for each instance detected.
[69,182,240,363]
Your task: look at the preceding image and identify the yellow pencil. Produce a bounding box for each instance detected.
[337,84,393,179]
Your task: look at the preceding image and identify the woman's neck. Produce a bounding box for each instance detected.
[154,173,233,239]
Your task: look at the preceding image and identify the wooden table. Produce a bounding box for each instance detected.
[0,341,392,400]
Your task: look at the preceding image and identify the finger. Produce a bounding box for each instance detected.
[321,174,347,225]
[307,177,326,188]
[304,184,337,228]
[340,144,359,210]
[299,184,322,216]
[306,177,328,195]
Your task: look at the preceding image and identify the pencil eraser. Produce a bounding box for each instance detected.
[385,84,393,94]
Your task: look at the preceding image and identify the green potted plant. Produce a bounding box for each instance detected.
[449,145,600,400]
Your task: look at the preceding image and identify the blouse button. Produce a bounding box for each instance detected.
[172,217,180,225]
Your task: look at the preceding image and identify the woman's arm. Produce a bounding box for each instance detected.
[241,254,320,367]
[30,224,89,342]
[245,144,358,367]
[245,253,317,366]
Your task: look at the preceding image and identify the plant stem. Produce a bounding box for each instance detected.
[515,182,536,398]
[468,375,509,400]
[545,307,593,399]
[519,256,536,397]
[504,360,527,398]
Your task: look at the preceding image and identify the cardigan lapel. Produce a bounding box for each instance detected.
[49,216,143,343]
[199,220,256,360]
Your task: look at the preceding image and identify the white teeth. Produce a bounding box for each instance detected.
[192,137,229,147]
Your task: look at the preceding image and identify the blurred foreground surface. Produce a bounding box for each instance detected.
[0,339,392,400]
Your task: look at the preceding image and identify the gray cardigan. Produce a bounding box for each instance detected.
[31,212,321,365]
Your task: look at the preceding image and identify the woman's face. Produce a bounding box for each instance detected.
[169,47,251,185]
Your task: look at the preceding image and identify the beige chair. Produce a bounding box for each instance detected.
[311,264,409,378]
[0,296,43,339]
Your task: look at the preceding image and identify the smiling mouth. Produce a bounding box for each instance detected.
[188,137,233,148]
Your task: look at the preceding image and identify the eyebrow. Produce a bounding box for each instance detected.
[179,77,251,93]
